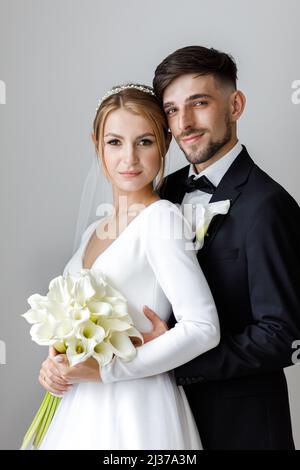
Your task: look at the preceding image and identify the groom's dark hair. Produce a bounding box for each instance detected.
[153,46,237,102]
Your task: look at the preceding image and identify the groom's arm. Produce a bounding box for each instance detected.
[173,190,300,383]
[146,190,300,383]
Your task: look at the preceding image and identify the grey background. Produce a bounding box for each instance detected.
[0,0,299,450]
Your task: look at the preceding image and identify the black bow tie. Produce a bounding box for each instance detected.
[183,175,216,194]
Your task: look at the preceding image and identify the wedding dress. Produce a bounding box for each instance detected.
[40,200,219,450]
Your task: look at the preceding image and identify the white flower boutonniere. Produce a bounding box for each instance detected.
[195,200,231,249]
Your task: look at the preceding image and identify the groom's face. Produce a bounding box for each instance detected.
[163,74,234,166]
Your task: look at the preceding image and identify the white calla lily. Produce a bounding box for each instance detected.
[93,341,113,366]
[22,308,47,325]
[112,302,129,317]
[109,331,137,361]
[29,320,57,346]
[76,320,105,346]
[195,200,231,249]
[48,276,71,305]
[27,294,49,310]
[53,341,67,353]
[66,337,92,366]
[89,268,107,297]
[126,326,144,347]
[70,306,91,325]
[97,317,132,333]
[65,272,76,292]
[88,300,113,316]
[53,318,74,339]
[71,272,96,305]
[45,300,71,322]
[104,284,126,301]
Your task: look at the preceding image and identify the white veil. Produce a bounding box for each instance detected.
[72,155,113,254]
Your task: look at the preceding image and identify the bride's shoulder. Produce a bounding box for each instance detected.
[146,199,183,217]
[141,199,191,236]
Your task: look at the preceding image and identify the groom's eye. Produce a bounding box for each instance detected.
[165,108,176,116]
[194,101,208,107]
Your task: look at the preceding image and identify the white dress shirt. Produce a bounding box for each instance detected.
[181,141,243,230]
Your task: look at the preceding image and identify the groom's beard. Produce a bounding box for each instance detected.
[178,114,232,166]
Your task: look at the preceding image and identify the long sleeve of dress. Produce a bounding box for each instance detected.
[101,202,220,383]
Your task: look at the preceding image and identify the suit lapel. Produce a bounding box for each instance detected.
[162,147,255,252]
[200,180,241,252]
[162,165,190,204]
[200,146,254,252]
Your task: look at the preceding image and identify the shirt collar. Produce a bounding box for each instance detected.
[188,141,243,187]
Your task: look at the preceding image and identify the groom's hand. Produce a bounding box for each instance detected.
[142,306,169,344]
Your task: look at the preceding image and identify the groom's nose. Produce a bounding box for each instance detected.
[178,107,194,132]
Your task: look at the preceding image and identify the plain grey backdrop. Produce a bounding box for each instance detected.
[0,0,299,450]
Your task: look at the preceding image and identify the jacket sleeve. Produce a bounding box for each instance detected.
[175,190,300,383]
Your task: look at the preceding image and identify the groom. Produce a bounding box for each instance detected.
[143,46,300,450]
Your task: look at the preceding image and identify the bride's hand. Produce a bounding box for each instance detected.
[57,356,101,384]
[39,347,72,396]
[142,306,169,344]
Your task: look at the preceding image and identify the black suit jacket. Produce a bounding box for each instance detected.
[160,146,300,449]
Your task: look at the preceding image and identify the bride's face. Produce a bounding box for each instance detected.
[101,108,161,194]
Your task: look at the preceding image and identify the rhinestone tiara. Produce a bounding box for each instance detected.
[95,83,156,116]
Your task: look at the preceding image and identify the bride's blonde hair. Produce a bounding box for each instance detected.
[92,85,171,190]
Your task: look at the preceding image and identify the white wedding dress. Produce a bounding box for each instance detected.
[40,200,219,450]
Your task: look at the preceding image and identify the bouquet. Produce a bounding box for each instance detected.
[21,268,143,450]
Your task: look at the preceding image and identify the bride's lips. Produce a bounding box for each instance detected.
[119,171,142,177]
[181,133,205,144]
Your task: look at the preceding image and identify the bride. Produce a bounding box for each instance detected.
[38,83,220,450]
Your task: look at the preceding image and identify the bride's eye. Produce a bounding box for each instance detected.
[107,139,121,146]
[138,138,153,146]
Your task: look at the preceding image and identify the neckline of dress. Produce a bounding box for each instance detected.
[81,199,167,270]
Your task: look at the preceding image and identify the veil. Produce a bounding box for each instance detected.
[72,149,172,255]
[72,155,113,254]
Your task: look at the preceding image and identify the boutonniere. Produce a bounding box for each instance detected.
[195,200,231,249]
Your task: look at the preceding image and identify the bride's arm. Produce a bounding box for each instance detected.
[100,203,220,383]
